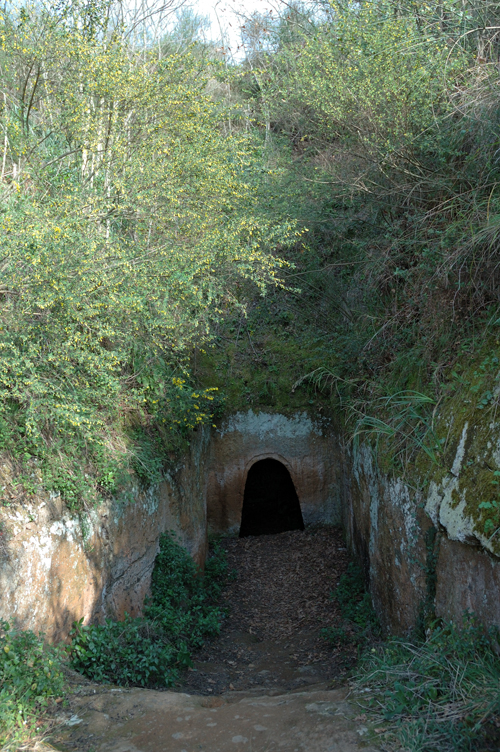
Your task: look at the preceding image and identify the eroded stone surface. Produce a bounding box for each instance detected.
[343,444,428,634]
[3,402,500,643]
[207,410,342,535]
[435,536,500,627]
[344,440,500,634]
[54,686,380,752]
[425,418,500,556]
[0,427,210,640]
[0,410,346,642]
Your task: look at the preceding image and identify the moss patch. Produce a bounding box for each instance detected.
[421,339,500,555]
[195,292,340,421]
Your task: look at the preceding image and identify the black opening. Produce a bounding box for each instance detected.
[239,458,305,537]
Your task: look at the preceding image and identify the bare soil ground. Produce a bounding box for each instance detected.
[53,526,381,752]
[177,526,354,696]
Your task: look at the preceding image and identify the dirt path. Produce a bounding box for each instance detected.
[54,528,380,752]
[181,528,355,695]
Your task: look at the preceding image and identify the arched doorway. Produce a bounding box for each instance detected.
[239,458,305,537]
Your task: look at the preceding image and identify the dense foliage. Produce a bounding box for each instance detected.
[235,0,500,469]
[0,2,295,507]
[355,616,500,752]
[0,621,65,750]
[4,0,500,494]
[69,531,231,686]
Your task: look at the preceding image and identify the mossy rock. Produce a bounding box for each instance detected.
[423,342,500,557]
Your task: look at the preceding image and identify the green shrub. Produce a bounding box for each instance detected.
[144,533,230,649]
[322,563,381,649]
[69,532,230,687]
[0,622,65,748]
[355,615,500,752]
[69,615,180,687]
[0,3,295,511]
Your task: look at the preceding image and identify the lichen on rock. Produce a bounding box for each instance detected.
[425,352,500,557]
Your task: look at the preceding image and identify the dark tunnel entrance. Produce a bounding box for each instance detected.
[239,458,305,537]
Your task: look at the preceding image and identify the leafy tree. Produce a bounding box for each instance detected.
[234,0,500,467]
[0,2,295,506]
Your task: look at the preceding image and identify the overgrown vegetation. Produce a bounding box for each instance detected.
[0,0,295,508]
[321,561,500,749]
[354,616,500,752]
[196,294,331,416]
[232,0,500,471]
[3,0,500,491]
[0,621,65,750]
[69,531,231,687]
[322,563,381,653]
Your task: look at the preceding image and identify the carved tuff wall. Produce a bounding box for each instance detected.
[344,427,500,634]
[0,427,210,641]
[1,405,500,642]
[206,411,342,535]
[0,410,342,641]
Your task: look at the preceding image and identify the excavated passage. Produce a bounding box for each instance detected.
[55,529,380,752]
[239,458,305,537]
[180,527,354,696]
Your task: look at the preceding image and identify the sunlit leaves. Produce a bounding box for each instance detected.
[0,3,295,505]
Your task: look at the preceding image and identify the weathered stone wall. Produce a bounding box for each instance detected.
[2,401,500,643]
[342,444,428,634]
[206,410,342,535]
[422,413,500,630]
[0,409,343,642]
[0,426,210,641]
[435,537,500,628]
[343,436,500,635]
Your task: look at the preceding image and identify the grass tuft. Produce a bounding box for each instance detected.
[353,615,500,752]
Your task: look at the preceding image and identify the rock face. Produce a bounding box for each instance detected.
[435,537,500,628]
[0,410,342,641]
[207,411,342,535]
[2,405,500,641]
[1,410,343,641]
[344,439,500,634]
[425,419,500,557]
[0,427,210,641]
[342,445,429,634]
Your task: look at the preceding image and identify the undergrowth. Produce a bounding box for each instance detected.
[322,563,381,657]
[0,375,220,512]
[69,532,231,687]
[0,622,66,751]
[324,565,500,750]
[354,615,500,752]
[196,291,330,417]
